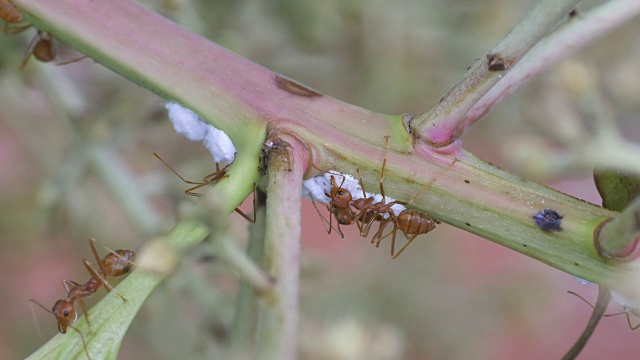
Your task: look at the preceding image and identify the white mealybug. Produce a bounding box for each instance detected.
[165,102,236,164]
[571,276,594,286]
[611,290,640,312]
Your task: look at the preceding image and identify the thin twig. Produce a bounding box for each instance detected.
[411,0,582,145]
[463,0,640,131]
[562,287,611,360]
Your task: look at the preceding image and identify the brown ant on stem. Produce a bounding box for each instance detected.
[154,152,257,223]
[351,136,457,258]
[0,0,21,27]
[311,136,457,258]
[29,238,136,360]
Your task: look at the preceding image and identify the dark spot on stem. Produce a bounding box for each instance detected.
[273,73,322,97]
[464,180,470,184]
[523,244,527,247]
[533,209,563,232]
[569,9,578,18]
[465,223,471,227]
[487,53,507,71]
[574,262,579,266]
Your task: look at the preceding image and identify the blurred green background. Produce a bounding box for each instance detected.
[1,0,639,359]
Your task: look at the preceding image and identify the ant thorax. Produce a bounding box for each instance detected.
[302,171,406,218]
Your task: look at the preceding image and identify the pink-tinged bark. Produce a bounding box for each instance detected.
[462,0,640,132]
[409,0,581,145]
[12,0,639,305]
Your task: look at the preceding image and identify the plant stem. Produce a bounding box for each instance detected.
[256,136,307,360]
[91,145,162,236]
[227,189,267,359]
[12,0,640,296]
[562,287,611,360]
[410,0,582,145]
[596,197,640,259]
[26,220,209,360]
[463,0,640,129]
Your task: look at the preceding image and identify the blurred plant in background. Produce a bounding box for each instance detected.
[0,0,639,359]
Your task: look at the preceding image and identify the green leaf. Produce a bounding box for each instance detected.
[594,169,640,211]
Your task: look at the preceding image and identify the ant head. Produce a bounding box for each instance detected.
[52,299,77,333]
[328,176,352,206]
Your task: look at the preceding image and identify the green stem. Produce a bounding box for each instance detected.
[227,189,267,359]
[11,0,639,296]
[562,287,611,360]
[597,197,640,259]
[91,145,162,236]
[26,220,209,360]
[463,0,640,129]
[257,136,306,360]
[410,0,582,145]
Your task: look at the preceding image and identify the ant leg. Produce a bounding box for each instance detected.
[76,299,93,335]
[372,219,393,246]
[356,169,368,198]
[233,182,257,223]
[56,55,88,66]
[310,195,341,237]
[67,323,92,360]
[378,136,390,199]
[82,260,126,302]
[20,30,42,69]
[28,299,47,342]
[392,233,419,259]
[154,152,206,186]
[604,311,640,330]
[406,158,459,206]
[89,237,138,269]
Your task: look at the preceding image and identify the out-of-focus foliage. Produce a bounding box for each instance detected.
[1,0,639,359]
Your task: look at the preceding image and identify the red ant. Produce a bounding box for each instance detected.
[2,23,87,68]
[353,136,457,258]
[29,238,136,360]
[568,290,640,330]
[154,152,257,223]
[0,0,21,27]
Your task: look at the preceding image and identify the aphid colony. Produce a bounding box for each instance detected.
[30,238,136,360]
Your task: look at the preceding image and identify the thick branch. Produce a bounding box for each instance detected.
[409,0,581,145]
[13,0,640,297]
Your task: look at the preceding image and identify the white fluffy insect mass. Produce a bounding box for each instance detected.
[166,102,236,164]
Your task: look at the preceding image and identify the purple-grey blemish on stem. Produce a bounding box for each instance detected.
[487,53,507,71]
[273,74,322,98]
[533,209,563,232]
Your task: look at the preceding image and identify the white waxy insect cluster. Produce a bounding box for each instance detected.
[166,102,236,164]
[302,171,406,218]
[167,102,404,217]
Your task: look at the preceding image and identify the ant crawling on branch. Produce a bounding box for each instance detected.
[1,4,86,70]
[310,136,457,258]
[154,152,257,223]
[29,238,136,360]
